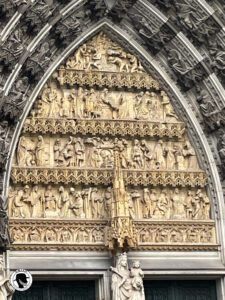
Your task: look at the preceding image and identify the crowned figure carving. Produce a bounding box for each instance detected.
[110,253,145,300]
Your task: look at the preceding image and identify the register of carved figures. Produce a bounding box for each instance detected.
[9,32,217,251]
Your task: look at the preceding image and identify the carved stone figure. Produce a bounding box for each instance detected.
[104,187,113,217]
[58,186,70,218]
[183,141,197,169]
[111,253,132,300]
[29,228,41,242]
[12,186,30,218]
[171,188,185,219]
[44,185,57,216]
[196,89,218,118]
[29,185,42,218]
[164,143,176,169]
[128,194,135,219]
[61,229,71,243]
[132,140,144,169]
[75,87,85,117]
[140,140,152,169]
[0,121,11,169]
[114,139,129,168]
[161,91,178,121]
[76,227,88,243]
[119,94,135,119]
[63,136,75,166]
[0,277,14,300]
[130,260,145,300]
[173,144,185,170]
[154,140,166,169]
[53,139,64,166]
[167,49,190,75]
[17,136,35,166]
[70,190,85,218]
[218,131,225,161]
[193,189,203,219]
[142,188,151,218]
[153,190,168,219]
[61,94,72,118]
[83,89,97,118]
[174,0,206,30]
[90,188,102,218]
[35,135,47,166]
[193,189,210,220]
[184,190,194,219]
[149,189,157,218]
[74,137,85,167]
[45,229,57,242]
[135,92,150,120]
[110,253,145,300]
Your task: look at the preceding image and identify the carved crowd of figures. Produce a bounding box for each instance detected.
[11,222,214,246]
[11,225,105,244]
[16,135,199,171]
[9,32,215,252]
[10,185,210,220]
[66,32,144,73]
[33,85,178,121]
[9,185,113,219]
[139,225,214,244]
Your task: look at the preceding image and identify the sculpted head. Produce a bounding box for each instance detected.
[132,260,140,268]
[117,253,128,270]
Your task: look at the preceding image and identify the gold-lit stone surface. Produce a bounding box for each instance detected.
[9,33,217,251]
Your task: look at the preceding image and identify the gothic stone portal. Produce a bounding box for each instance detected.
[9,32,217,252]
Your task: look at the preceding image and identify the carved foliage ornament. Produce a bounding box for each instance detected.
[9,33,217,252]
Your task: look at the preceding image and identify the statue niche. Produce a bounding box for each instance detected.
[9,32,217,252]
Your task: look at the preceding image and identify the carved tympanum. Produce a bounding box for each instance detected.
[9,32,217,252]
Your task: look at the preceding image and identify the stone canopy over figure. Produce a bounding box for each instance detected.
[110,253,145,300]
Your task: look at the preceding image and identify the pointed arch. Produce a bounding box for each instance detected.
[5,20,225,257]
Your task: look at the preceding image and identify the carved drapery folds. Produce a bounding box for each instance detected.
[9,33,217,252]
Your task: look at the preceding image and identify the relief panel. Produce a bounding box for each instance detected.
[9,33,217,252]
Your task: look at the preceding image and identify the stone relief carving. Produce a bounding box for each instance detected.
[173,0,209,32]
[1,76,30,121]
[65,33,144,74]
[0,277,14,300]
[31,86,181,122]
[24,1,55,35]
[10,186,210,220]
[0,121,13,171]
[0,29,27,73]
[51,11,83,48]
[14,135,200,172]
[110,253,145,300]
[9,32,216,252]
[137,222,215,246]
